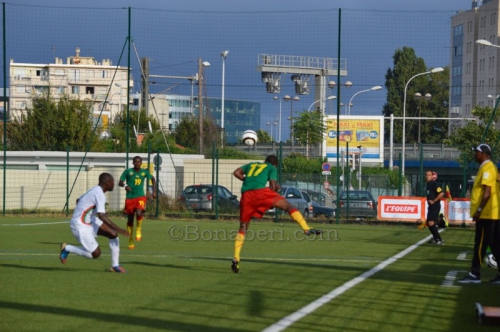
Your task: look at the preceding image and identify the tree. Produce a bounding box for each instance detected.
[444,105,500,163]
[174,114,222,153]
[257,129,272,143]
[110,108,161,153]
[7,93,97,151]
[292,110,326,157]
[382,47,449,144]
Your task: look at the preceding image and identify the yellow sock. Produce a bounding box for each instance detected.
[234,232,245,262]
[127,224,134,248]
[290,211,310,232]
[136,217,143,241]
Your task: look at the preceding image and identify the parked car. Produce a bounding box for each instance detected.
[302,189,336,208]
[179,184,239,212]
[268,186,313,218]
[310,200,336,219]
[337,190,377,217]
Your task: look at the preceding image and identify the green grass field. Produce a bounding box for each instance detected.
[1,216,499,331]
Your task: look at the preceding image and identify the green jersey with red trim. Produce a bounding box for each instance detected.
[240,162,277,193]
[120,168,153,199]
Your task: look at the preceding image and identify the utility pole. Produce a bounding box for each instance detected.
[198,58,204,155]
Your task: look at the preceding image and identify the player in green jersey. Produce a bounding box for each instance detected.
[119,156,156,249]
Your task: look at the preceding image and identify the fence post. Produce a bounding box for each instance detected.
[419,143,424,197]
[398,152,402,196]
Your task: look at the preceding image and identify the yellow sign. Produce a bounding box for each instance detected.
[324,116,384,162]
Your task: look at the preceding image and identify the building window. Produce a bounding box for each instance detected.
[71,86,80,94]
[57,86,65,94]
[69,69,80,82]
[85,87,95,95]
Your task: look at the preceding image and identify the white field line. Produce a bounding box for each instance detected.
[0,252,382,264]
[442,270,467,287]
[262,230,444,332]
[1,221,69,226]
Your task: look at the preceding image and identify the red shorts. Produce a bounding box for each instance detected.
[240,188,284,222]
[124,197,147,215]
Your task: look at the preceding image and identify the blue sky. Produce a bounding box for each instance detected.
[9,0,473,139]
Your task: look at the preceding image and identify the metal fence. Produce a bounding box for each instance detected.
[1,4,464,218]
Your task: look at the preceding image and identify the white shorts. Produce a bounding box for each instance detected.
[70,219,103,253]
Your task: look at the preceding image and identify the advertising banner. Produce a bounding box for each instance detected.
[377,196,473,224]
[324,115,384,163]
[447,200,473,224]
[378,196,426,221]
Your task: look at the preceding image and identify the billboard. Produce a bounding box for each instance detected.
[324,115,384,163]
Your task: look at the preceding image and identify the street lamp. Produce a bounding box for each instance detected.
[273,96,282,142]
[267,122,277,142]
[402,67,444,181]
[284,95,300,150]
[348,86,382,115]
[488,94,500,109]
[328,80,352,115]
[476,39,500,48]
[198,59,210,155]
[307,95,337,112]
[220,50,229,147]
[414,92,431,144]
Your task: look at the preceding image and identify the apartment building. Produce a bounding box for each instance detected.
[9,47,132,129]
[450,0,500,133]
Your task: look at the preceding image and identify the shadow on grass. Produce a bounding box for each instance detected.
[0,300,248,332]
[0,263,81,272]
[127,261,193,270]
[248,290,264,316]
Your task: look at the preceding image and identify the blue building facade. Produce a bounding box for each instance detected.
[166,95,260,145]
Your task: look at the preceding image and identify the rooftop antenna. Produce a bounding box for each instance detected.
[51,45,56,60]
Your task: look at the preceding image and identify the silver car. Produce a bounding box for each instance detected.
[268,186,313,218]
[180,184,239,212]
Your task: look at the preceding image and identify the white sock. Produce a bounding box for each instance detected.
[109,237,120,267]
[65,244,92,259]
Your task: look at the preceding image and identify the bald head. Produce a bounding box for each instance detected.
[265,155,278,166]
[98,173,115,192]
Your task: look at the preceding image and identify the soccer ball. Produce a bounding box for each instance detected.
[486,254,497,268]
[242,130,258,146]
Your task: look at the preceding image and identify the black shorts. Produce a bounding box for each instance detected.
[427,209,439,222]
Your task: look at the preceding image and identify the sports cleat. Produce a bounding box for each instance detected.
[458,272,481,284]
[231,259,239,273]
[435,240,444,245]
[109,266,127,273]
[305,229,322,236]
[428,238,437,244]
[489,274,500,284]
[128,238,135,249]
[136,233,142,242]
[486,254,498,268]
[128,243,135,250]
[60,242,69,264]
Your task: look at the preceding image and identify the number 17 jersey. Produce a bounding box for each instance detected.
[240,162,277,193]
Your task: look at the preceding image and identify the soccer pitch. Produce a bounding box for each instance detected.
[1,216,498,331]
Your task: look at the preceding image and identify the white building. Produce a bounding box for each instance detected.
[9,47,132,129]
[450,0,500,133]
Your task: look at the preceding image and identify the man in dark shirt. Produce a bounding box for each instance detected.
[425,170,444,244]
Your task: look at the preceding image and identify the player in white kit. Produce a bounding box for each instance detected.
[59,173,129,273]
